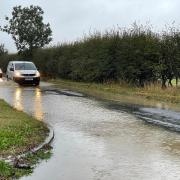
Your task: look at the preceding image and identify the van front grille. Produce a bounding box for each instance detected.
[22,74,35,77]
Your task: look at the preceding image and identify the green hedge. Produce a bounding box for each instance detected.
[1,26,180,87]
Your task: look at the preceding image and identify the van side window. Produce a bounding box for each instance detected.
[9,63,14,71]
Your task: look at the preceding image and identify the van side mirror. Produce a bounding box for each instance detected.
[10,67,14,71]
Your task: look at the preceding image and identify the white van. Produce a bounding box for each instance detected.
[6,61,40,86]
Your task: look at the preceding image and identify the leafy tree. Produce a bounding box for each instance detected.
[171,31,180,86]
[158,27,180,88]
[0,44,8,72]
[1,5,52,56]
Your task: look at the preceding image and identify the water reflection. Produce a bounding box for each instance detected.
[14,87,23,111]
[13,87,43,120]
[34,88,43,120]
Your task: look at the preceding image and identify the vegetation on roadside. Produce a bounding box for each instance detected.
[51,79,180,109]
[0,147,52,179]
[0,99,51,179]
[0,99,49,156]
[30,24,180,88]
[0,160,32,179]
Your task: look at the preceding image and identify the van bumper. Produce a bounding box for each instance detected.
[14,77,40,84]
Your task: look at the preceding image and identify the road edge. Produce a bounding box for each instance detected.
[1,124,54,166]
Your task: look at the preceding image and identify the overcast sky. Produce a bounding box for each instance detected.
[0,0,180,53]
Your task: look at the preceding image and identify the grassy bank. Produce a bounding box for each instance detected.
[50,79,180,110]
[0,148,51,179]
[0,100,49,156]
[0,99,50,179]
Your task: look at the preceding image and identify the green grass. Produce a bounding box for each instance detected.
[0,160,32,179]
[0,161,14,177]
[0,147,52,179]
[0,99,51,179]
[0,100,49,156]
[50,79,180,110]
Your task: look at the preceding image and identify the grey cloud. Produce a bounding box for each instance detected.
[0,0,180,52]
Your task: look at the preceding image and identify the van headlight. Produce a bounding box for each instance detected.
[15,71,21,77]
[36,71,40,77]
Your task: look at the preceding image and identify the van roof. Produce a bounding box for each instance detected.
[10,61,34,64]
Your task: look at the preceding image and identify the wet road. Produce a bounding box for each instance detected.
[1,81,180,180]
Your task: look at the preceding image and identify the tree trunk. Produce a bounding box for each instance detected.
[162,75,167,89]
[168,78,173,87]
[139,78,144,87]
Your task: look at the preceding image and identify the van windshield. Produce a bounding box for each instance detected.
[15,63,37,70]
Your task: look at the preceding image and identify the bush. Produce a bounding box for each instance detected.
[1,24,180,87]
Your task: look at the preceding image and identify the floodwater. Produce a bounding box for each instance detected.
[1,80,180,180]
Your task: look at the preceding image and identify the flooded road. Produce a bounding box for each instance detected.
[1,81,180,179]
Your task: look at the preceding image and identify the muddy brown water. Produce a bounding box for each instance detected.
[1,80,180,180]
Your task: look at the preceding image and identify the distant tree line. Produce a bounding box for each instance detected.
[1,24,180,88]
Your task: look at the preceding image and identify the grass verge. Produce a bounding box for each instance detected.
[0,146,52,179]
[50,79,180,110]
[0,99,50,179]
[0,100,49,156]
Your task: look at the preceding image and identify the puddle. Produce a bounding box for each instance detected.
[0,82,180,180]
[42,89,85,97]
